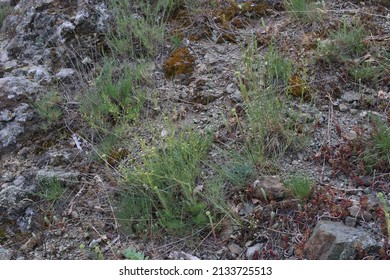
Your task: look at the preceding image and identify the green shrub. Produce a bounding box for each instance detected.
[284,0,324,23]
[118,128,214,236]
[284,174,313,201]
[363,117,390,173]
[106,0,175,58]
[123,248,148,260]
[238,39,303,165]
[317,21,366,63]
[38,177,66,203]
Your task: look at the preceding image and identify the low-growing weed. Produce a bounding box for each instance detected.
[363,117,390,173]
[378,192,390,238]
[80,59,147,157]
[317,21,366,63]
[123,248,148,260]
[284,174,313,201]
[33,91,63,129]
[118,128,216,236]
[349,62,381,83]
[106,0,174,58]
[38,177,65,203]
[284,0,324,23]
[238,39,304,166]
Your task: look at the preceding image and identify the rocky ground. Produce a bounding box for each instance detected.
[0,0,389,260]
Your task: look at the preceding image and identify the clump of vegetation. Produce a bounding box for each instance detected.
[33,91,63,129]
[317,20,366,63]
[106,0,175,58]
[264,42,295,90]
[81,60,147,128]
[348,62,381,83]
[362,117,390,173]
[284,0,324,22]
[238,39,305,166]
[123,248,148,260]
[38,177,66,204]
[284,174,313,201]
[80,59,148,157]
[118,128,219,236]
[378,192,390,238]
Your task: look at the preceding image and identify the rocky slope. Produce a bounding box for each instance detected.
[0,0,389,260]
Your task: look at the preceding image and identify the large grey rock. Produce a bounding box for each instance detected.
[0,246,12,260]
[0,77,40,98]
[36,169,80,186]
[304,220,381,259]
[0,183,36,222]
[3,0,110,70]
[0,103,32,148]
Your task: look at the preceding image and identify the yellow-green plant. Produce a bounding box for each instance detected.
[123,248,148,260]
[106,0,175,58]
[118,128,214,235]
[238,39,303,164]
[284,174,313,201]
[317,21,366,63]
[80,59,147,157]
[284,0,324,23]
[363,117,390,173]
[378,192,390,238]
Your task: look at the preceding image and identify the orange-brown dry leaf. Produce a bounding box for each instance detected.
[288,74,308,97]
[163,47,195,78]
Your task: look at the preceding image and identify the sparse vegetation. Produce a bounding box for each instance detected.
[284,174,313,201]
[106,0,175,58]
[363,117,390,173]
[378,192,390,238]
[33,91,63,129]
[238,39,306,166]
[317,21,366,63]
[80,59,148,157]
[37,177,66,203]
[118,128,217,235]
[349,62,381,83]
[123,248,148,260]
[2,0,390,261]
[284,0,324,22]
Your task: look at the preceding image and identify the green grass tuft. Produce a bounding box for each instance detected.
[118,128,215,236]
[284,0,324,23]
[284,174,313,201]
[317,21,366,63]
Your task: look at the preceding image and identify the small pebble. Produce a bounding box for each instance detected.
[339,104,349,112]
